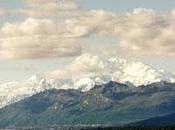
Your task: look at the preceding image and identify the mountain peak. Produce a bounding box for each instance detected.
[0,54,175,109]
[50,54,175,86]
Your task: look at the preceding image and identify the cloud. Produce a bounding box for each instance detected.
[23,0,78,10]
[65,10,117,36]
[1,0,175,59]
[0,8,9,17]
[116,8,175,57]
[0,36,81,59]
[1,18,59,36]
[0,0,80,18]
[66,8,175,57]
[0,18,81,59]
[0,0,82,59]
[15,0,80,18]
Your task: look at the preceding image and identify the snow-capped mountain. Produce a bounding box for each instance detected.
[0,53,175,108]
[50,53,175,86]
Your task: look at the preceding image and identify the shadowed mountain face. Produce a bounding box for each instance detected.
[128,113,175,127]
[0,81,175,128]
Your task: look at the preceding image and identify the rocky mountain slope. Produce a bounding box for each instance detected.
[0,81,175,128]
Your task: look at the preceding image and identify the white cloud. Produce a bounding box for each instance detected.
[117,8,175,57]
[23,0,78,10]
[0,36,81,59]
[1,18,59,36]
[0,8,9,17]
[0,18,81,59]
[66,8,175,57]
[16,0,80,17]
[0,0,82,59]
[1,0,80,18]
[1,0,175,59]
[65,10,117,36]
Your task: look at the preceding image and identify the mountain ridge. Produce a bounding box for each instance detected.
[0,54,174,109]
[0,81,175,128]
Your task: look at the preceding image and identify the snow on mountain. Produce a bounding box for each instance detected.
[0,75,73,108]
[0,53,175,108]
[50,53,175,86]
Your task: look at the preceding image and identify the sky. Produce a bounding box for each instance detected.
[0,0,175,82]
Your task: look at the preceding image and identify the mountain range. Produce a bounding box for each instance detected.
[0,54,175,109]
[0,54,175,128]
[0,81,175,128]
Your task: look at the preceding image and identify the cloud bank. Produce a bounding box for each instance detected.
[0,0,175,59]
[67,9,175,57]
[0,18,81,58]
[0,0,82,59]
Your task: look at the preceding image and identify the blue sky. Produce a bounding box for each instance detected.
[1,0,175,12]
[0,0,175,82]
[78,0,175,12]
